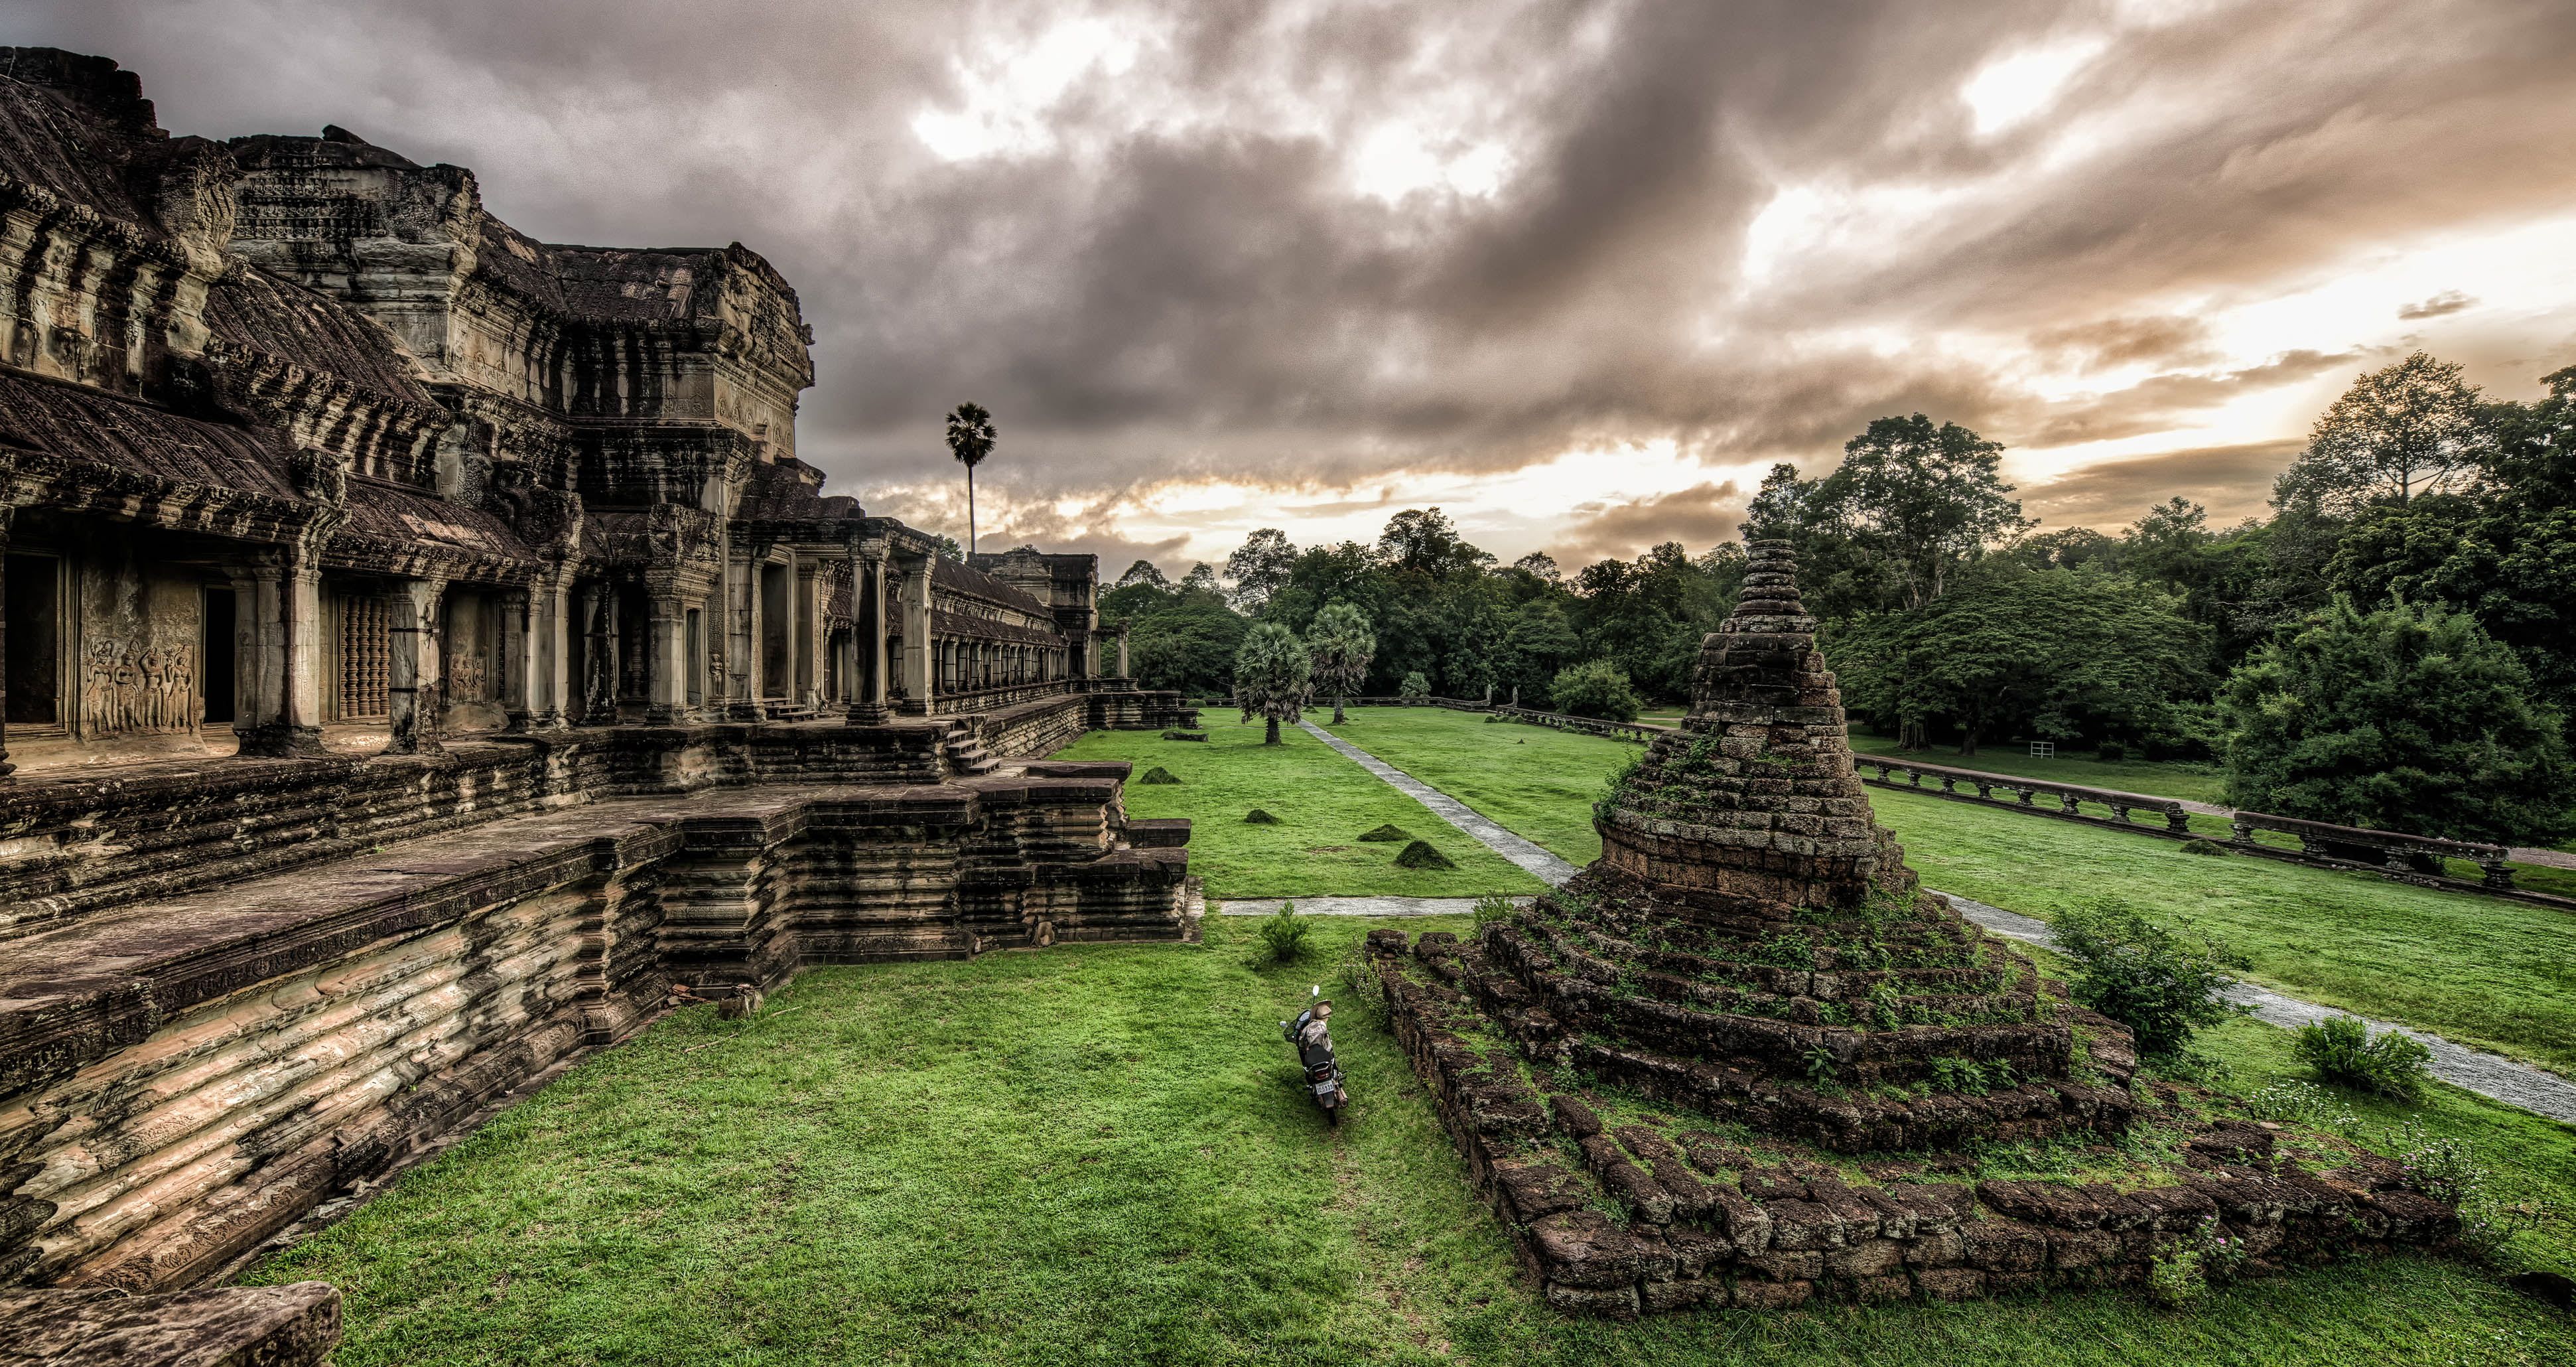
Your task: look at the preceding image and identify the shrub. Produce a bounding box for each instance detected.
[1355,824,1410,842]
[1548,659,1643,722]
[1392,839,1456,869]
[2293,1014,2432,1099]
[1398,670,1431,702]
[1136,766,1180,784]
[2180,838,2226,855]
[2239,1080,2358,1133]
[2051,901,2242,1057]
[2096,741,2127,762]
[1255,902,1312,964]
[1471,893,1519,926]
[2145,1247,2205,1310]
[1243,809,1280,824]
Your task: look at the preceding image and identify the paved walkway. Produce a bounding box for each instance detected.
[1295,721,2576,1126]
[1936,891,2576,1125]
[1296,719,1582,886]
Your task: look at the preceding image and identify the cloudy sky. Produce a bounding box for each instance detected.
[13,1,2576,574]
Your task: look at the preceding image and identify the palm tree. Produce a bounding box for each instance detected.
[1233,622,1312,745]
[1305,601,1375,725]
[945,402,996,554]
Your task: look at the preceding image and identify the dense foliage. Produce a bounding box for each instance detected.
[1092,352,2575,840]
[2219,595,2574,844]
[1233,622,1311,745]
[1547,659,1643,721]
[1306,602,1376,723]
[2293,1014,2433,1101]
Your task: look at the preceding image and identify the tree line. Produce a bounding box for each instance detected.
[1101,353,2575,843]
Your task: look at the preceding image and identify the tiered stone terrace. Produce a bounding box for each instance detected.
[1363,542,2459,1315]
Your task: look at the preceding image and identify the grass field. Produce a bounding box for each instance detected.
[1320,708,1645,864]
[1052,717,1544,900]
[247,913,2575,1367]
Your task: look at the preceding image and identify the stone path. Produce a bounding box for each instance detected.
[1295,719,1582,886]
[1934,891,2576,1125]
[1290,721,2576,1126]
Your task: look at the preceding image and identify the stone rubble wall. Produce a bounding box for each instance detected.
[1363,929,2459,1318]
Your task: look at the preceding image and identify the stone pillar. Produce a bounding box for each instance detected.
[230,561,279,752]
[386,576,447,755]
[645,589,686,723]
[502,588,533,731]
[799,560,826,707]
[728,546,762,719]
[1116,622,1131,680]
[847,540,890,725]
[897,555,933,715]
[0,509,13,776]
[530,572,573,729]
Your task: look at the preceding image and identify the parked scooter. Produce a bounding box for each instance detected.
[1280,985,1349,1126]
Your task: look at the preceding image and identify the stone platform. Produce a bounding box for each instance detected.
[1363,542,2459,1316]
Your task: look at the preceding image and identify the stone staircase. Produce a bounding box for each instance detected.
[941,721,1002,776]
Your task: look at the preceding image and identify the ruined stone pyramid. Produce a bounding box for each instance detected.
[1363,540,2455,1315]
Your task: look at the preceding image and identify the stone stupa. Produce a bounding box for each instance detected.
[1363,540,2459,1316]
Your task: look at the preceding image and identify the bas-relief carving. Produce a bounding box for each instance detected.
[73,555,203,739]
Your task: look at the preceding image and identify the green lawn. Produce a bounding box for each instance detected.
[247,914,2575,1367]
[1052,719,1542,900]
[1320,708,1646,865]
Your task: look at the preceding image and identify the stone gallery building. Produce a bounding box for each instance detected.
[0,46,1194,1337]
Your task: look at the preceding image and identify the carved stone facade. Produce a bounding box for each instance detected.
[0,47,1199,1338]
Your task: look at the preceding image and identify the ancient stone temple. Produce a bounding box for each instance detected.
[0,47,1195,1344]
[1365,541,2458,1316]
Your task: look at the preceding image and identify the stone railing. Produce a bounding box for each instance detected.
[929,680,1073,716]
[2226,810,2515,887]
[1855,756,2194,834]
[1490,704,1669,743]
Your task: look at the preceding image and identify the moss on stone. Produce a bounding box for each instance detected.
[1136,766,1181,784]
[1393,839,1456,869]
[1356,824,1412,842]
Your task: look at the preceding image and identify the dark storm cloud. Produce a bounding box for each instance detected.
[2020,439,2303,528]
[8,0,2571,567]
[2398,291,2478,321]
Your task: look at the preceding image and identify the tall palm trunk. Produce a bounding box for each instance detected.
[1332,697,1347,725]
[1265,715,1281,745]
[967,467,976,555]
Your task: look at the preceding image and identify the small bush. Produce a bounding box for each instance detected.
[1243,808,1280,824]
[1398,671,1431,701]
[2294,1014,2432,1100]
[2145,1247,2204,1310]
[1136,766,1180,784]
[1256,902,1312,964]
[2052,901,2243,1058]
[1355,824,1411,842]
[2096,741,2128,762]
[1548,659,1643,722]
[1392,839,1456,869]
[2180,838,2226,855]
[1471,893,1519,926]
[1160,729,1207,742]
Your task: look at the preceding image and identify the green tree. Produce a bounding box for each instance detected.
[1501,597,1580,703]
[1114,559,1170,590]
[1830,569,2209,756]
[2220,595,2575,845]
[1812,413,2031,611]
[1233,622,1312,745]
[1397,670,1430,702]
[944,402,995,554]
[2278,353,2490,514]
[1304,601,1376,724]
[1548,659,1642,721]
[1101,573,1247,698]
[1223,528,1299,612]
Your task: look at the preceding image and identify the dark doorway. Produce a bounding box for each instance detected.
[202,585,236,724]
[6,553,58,726]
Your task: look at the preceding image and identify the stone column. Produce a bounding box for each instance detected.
[276,543,328,753]
[229,561,279,752]
[502,588,533,731]
[895,555,933,715]
[0,508,13,776]
[800,560,827,707]
[847,540,890,725]
[1116,622,1131,680]
[644,589,686,723]
[728,546,763,719]
[530,571,573,729]
[386,576,447,754]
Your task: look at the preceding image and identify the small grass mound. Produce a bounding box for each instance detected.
[1356,824,1411,843]
[1136,766,1181,784]
[1160,729,1208,741]
[1393,839,1456,869]
[2182,838,2226,855]
[1243,808,1280,824]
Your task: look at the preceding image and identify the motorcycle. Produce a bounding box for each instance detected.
[1280,985,1349,1126]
